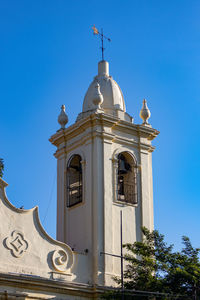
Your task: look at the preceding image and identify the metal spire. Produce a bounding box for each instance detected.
[92,25,111,61]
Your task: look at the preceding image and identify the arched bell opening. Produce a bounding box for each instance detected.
[67,155,82,207]
[117,152,138,205]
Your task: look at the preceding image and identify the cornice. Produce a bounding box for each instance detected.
[137,124,159,140]
[49,113,159,149]
[0,272,104,297]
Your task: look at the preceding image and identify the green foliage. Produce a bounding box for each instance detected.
[0,158,4,178]
[121,227,173,294]
[117,227,200,299]
[164,236,200,297]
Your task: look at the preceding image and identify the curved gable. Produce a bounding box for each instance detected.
[0,178,74,281]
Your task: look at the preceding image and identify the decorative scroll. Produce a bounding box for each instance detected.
[5,230,29,258]
[52,249,70,272]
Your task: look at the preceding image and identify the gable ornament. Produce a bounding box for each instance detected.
[5,230,29,258]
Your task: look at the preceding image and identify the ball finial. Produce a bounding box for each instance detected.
[140,99,151,125]
[58,105,68,129]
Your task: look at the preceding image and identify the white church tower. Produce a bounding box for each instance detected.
[50,60,159,286]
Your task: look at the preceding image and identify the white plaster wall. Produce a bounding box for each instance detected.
[64,144,93,284]
[52,114,157,287]
[91,133,105,286]
[57,153,66,242]
[65,144,92,253]
[0,180,74,281]
[103,142,142,286]
[103,140,114,279]
[102,127,154,286]
[140,150,154,230]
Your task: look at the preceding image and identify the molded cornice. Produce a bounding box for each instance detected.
[49,113,159,153]
[0,272,103,298]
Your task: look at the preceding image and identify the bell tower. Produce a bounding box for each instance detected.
[50,60,159,286]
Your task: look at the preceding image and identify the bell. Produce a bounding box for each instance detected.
[118,176,124,195]
[118,158,128,174]
[69,164,82,173]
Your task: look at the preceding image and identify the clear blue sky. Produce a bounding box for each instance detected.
[1,0,200,250]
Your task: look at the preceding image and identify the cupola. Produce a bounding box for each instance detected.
[76,60,133,122]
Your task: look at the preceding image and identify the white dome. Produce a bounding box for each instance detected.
[82,61,126,113]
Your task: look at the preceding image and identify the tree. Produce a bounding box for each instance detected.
[119,227,200,299]
[121,227,173,294]
[0,158,4,178]
[165,236,200,298]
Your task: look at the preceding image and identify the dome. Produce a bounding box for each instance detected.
[82,61,126,114]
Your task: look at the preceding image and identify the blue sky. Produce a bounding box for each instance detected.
[1,0,200,250]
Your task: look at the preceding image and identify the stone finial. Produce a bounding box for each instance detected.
[58,105,68,129]
[98,60,109,76]
[140,99,151,125]
[92,82,103,109]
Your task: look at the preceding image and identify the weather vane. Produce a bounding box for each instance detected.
[92,25,111,61]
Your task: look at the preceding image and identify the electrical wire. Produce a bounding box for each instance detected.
[43,172,56,224]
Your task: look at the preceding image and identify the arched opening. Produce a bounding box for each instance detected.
[117,152,138,204]
[67,155,82,207]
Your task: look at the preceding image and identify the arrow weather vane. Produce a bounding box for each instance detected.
[92,25,111,61]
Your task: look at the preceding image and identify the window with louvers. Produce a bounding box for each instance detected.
[67,155,82,207]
